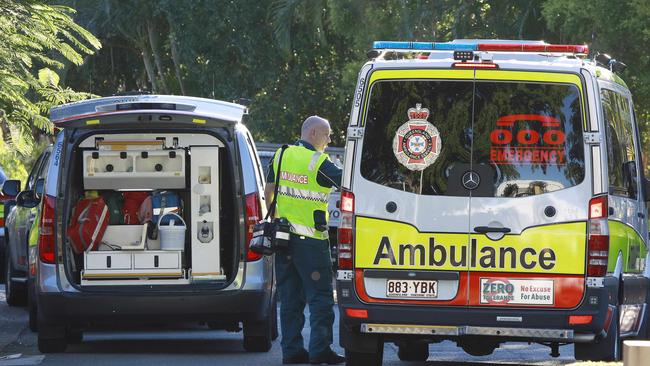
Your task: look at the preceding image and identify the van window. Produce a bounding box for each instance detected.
[360,79,585,197]
[602,89,636,198]
[472,82,585,197]
[361,80,473,195]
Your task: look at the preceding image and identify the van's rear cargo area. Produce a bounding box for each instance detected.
[63,132,239,288]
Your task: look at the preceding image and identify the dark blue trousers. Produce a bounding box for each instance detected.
[275,234,334,359]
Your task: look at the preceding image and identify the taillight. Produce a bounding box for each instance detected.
[337,190,355,270]
[245,192,263,262]
[0,217,4,227]
[568,315,593,325]
[452,62,498,69]
[587,195,609,277]
[39,195,56,264]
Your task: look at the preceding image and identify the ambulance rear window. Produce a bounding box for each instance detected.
[360,79,585,197]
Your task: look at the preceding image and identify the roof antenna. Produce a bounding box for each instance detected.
[212,73,215,98]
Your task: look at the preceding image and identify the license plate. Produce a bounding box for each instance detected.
[386,279,438,298]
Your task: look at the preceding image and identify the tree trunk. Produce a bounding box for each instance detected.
[147,19,168,94]
[169,31,185,95]
[141,40,158,93]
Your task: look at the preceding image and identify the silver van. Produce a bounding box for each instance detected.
[31,95,276,353]
[336,40,650,364]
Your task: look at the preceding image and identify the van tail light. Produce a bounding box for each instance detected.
[587,195,609,277]
[0,216,4,227]
[452,62,498,69]
[337,190,355,270]
[568,315,593,325]
[39,195,56,264]
[245,192,263,262]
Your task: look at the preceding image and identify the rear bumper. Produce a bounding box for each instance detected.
[39,288,273,327]
[337,275,616,348]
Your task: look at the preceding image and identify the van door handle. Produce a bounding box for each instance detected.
[474,226,511,234]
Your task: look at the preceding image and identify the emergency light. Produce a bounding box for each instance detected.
[372,40,589,56]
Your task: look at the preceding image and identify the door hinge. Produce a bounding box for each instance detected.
[347,127,364,139]
[583,132,602,144]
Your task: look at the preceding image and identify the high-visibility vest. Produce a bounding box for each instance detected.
[273,145,331,240]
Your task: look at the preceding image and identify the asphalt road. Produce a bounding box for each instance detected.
[0,284,606,366]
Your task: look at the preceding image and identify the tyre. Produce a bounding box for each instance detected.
[38,337,67,353]
[575,306,621,361]
[66,330,83,344]
[458,337,498,356]
[4,248,26,306]
[397,341,429,361]
[345,346,383,366]
[37,323,67,353]
[243,319,272,352]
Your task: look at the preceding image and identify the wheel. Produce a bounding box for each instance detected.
[4,248,26,306]
[66,330,83,344]
[38,325,67,353]
[344,345,383,366]
[397,341,429,361]
[459,337,498,356]
[242,319,272,352]
[38,337,67,353]
[28,281,38,332]
[575,306,621,361]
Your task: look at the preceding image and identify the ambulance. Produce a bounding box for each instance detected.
[335,40,650,365]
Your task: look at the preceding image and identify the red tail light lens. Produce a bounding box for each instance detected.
[245,192,263,262]
[452,62,498,69]
[345,308,368,319]
[0,217,4,227]
[39,195,56,264]
[587,195,609,277]
[569,315,593,325]
[337,190,355,270]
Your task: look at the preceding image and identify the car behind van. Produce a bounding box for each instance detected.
[32,95,276,353]
[336,40,650,365]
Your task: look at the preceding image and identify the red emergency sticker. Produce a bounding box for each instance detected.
[392,104,441,171]
[489,114,566,165]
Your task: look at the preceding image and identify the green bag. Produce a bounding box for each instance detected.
[101,191,124,225]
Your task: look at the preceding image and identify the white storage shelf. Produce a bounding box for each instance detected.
[83,149,185,190]
[82,250,183,280]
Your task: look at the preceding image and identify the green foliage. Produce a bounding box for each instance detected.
[49,0,650,166]
[0,0,100,179]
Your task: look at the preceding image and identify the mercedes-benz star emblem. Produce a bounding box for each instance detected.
[462,171,480,190]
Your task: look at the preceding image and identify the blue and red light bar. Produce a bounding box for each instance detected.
[372,41,589,55]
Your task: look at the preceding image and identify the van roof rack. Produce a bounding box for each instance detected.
[371,40,589,57]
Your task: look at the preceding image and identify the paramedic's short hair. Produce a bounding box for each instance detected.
[301,115,329,136]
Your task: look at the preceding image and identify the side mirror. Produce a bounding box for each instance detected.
[1,179,21,196]
[16,190,38,208]
[34,178,45,201]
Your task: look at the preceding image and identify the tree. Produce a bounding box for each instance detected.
[0,0,100,180]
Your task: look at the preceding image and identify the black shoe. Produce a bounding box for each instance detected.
[283,349,309,364]
[309,350,345,365]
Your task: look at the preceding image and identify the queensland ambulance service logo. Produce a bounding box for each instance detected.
[393,104,441,171]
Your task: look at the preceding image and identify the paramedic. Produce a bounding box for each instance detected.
[265,115,343,365]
